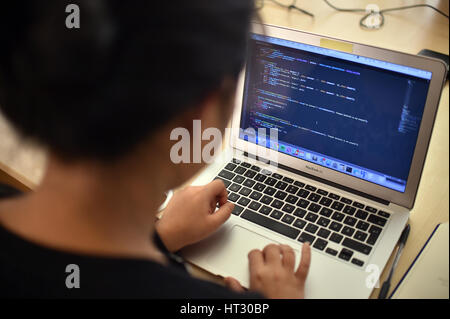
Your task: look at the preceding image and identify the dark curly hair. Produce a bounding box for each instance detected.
[0,0,254,161]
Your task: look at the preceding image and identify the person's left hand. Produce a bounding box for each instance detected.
[155,180,234,252]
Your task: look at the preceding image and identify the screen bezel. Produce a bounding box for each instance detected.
[230,23,447,209]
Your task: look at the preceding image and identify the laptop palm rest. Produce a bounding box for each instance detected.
[182,223,300,288]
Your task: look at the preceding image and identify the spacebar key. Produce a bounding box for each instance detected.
[241,210,300,239]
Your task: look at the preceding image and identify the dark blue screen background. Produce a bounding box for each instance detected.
[240,39,430,182]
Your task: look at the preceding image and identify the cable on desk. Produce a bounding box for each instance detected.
[256,0,449,30]
[323,0,449,30]
[255,0,314,18]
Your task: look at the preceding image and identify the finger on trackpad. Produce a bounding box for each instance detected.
[205,225,300,288]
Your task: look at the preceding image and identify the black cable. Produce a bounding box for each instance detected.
[323,0,449,29]
[256,0,314,18]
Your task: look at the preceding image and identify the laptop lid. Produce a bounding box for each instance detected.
[230,23,447,209]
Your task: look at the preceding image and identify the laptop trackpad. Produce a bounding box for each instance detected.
[205,225,298,288]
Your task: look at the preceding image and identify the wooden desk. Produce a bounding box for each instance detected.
[0,0,448,298]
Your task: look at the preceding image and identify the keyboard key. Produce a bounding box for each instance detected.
[328,193,340,200]
[228,193,240,202]
[282,177,294,183]
[351,258,364,267]
[331,201,344,211]
[293,218,307,229]
[286,185,299,194]
[356,220,370,231]
[319,197,332,207]
[285,194,298,204]
[378,210,391,219]
[369,225,382,235]
[294,208,307,218]
[240,210,300,239]
[281,214,295,225]
[340,197,352,204]
[330,232,343,244]
[317,228,331,239]
[249,191,262,201]
[329,222,343,232]
[352,201,364,209]
[254,174,267,183]
[249,201,261,211]
[271,199,284,209]
[253,182,265,192]
[367,214,387,227]
[231,205,244,216]
[274,190,287,200]
[243,179,255,187]
[305,212,319,223]
[219,170,236,179]
[326,248,338,256]
[250,165,261,172]
[275,181,288,190]
[338,248,353,261]
[297,189,310,198]
[234,166,246,175]
[261,169,272,175]
[270,210,283,220]
[365,206,377,213]
[231,158,241,165]
[264,177,277,186]
[354,231,368,242]
[263,187,276,196]
[228,183,241,192]
[215,177,231,188]
[341,226,355,237]
[319,207,333,217]
[317,217,330,227]
[282,204,295,214]
[342,237,372,255]
[297,199,309,208]
[237,197,250,206]
[308,193,321,202]
[244,170,257,178]
[305,185,317,192]
[317,189,328,196]
[355,209,368,220]
[305,223,318,234]
[313,238,328,251]
[272,173,283,179]
[343,205,356,215]
[298,232,315,244]
[294,181,305,187]
[344,216,357,227]
[225,163,237,171]
[308,203,321,213]
[260,195,273,205]
[259,205,272,215]
[239,187,251,196]
[232,175,245,184]
[240,162,251,168]
[367,232,380,245]
[331,212,345,222]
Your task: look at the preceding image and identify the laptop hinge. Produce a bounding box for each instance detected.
[243,152,390,206]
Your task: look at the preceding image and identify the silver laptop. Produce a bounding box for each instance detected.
[180,23,447,298]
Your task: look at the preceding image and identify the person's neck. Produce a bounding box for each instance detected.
[0,150,172,263]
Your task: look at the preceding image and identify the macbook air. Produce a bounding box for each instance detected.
[180,23,447,298]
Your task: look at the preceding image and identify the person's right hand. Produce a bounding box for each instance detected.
[246,242,311,298]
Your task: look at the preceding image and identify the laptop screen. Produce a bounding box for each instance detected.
[239,33,432,193]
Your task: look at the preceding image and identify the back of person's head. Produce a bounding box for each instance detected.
[0,0,254,161]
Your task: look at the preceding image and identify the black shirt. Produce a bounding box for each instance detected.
[0,184,262,298]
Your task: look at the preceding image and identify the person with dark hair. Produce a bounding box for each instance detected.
[0,0,310,298]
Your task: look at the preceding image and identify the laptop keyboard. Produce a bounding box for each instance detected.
[214,158,391,268]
